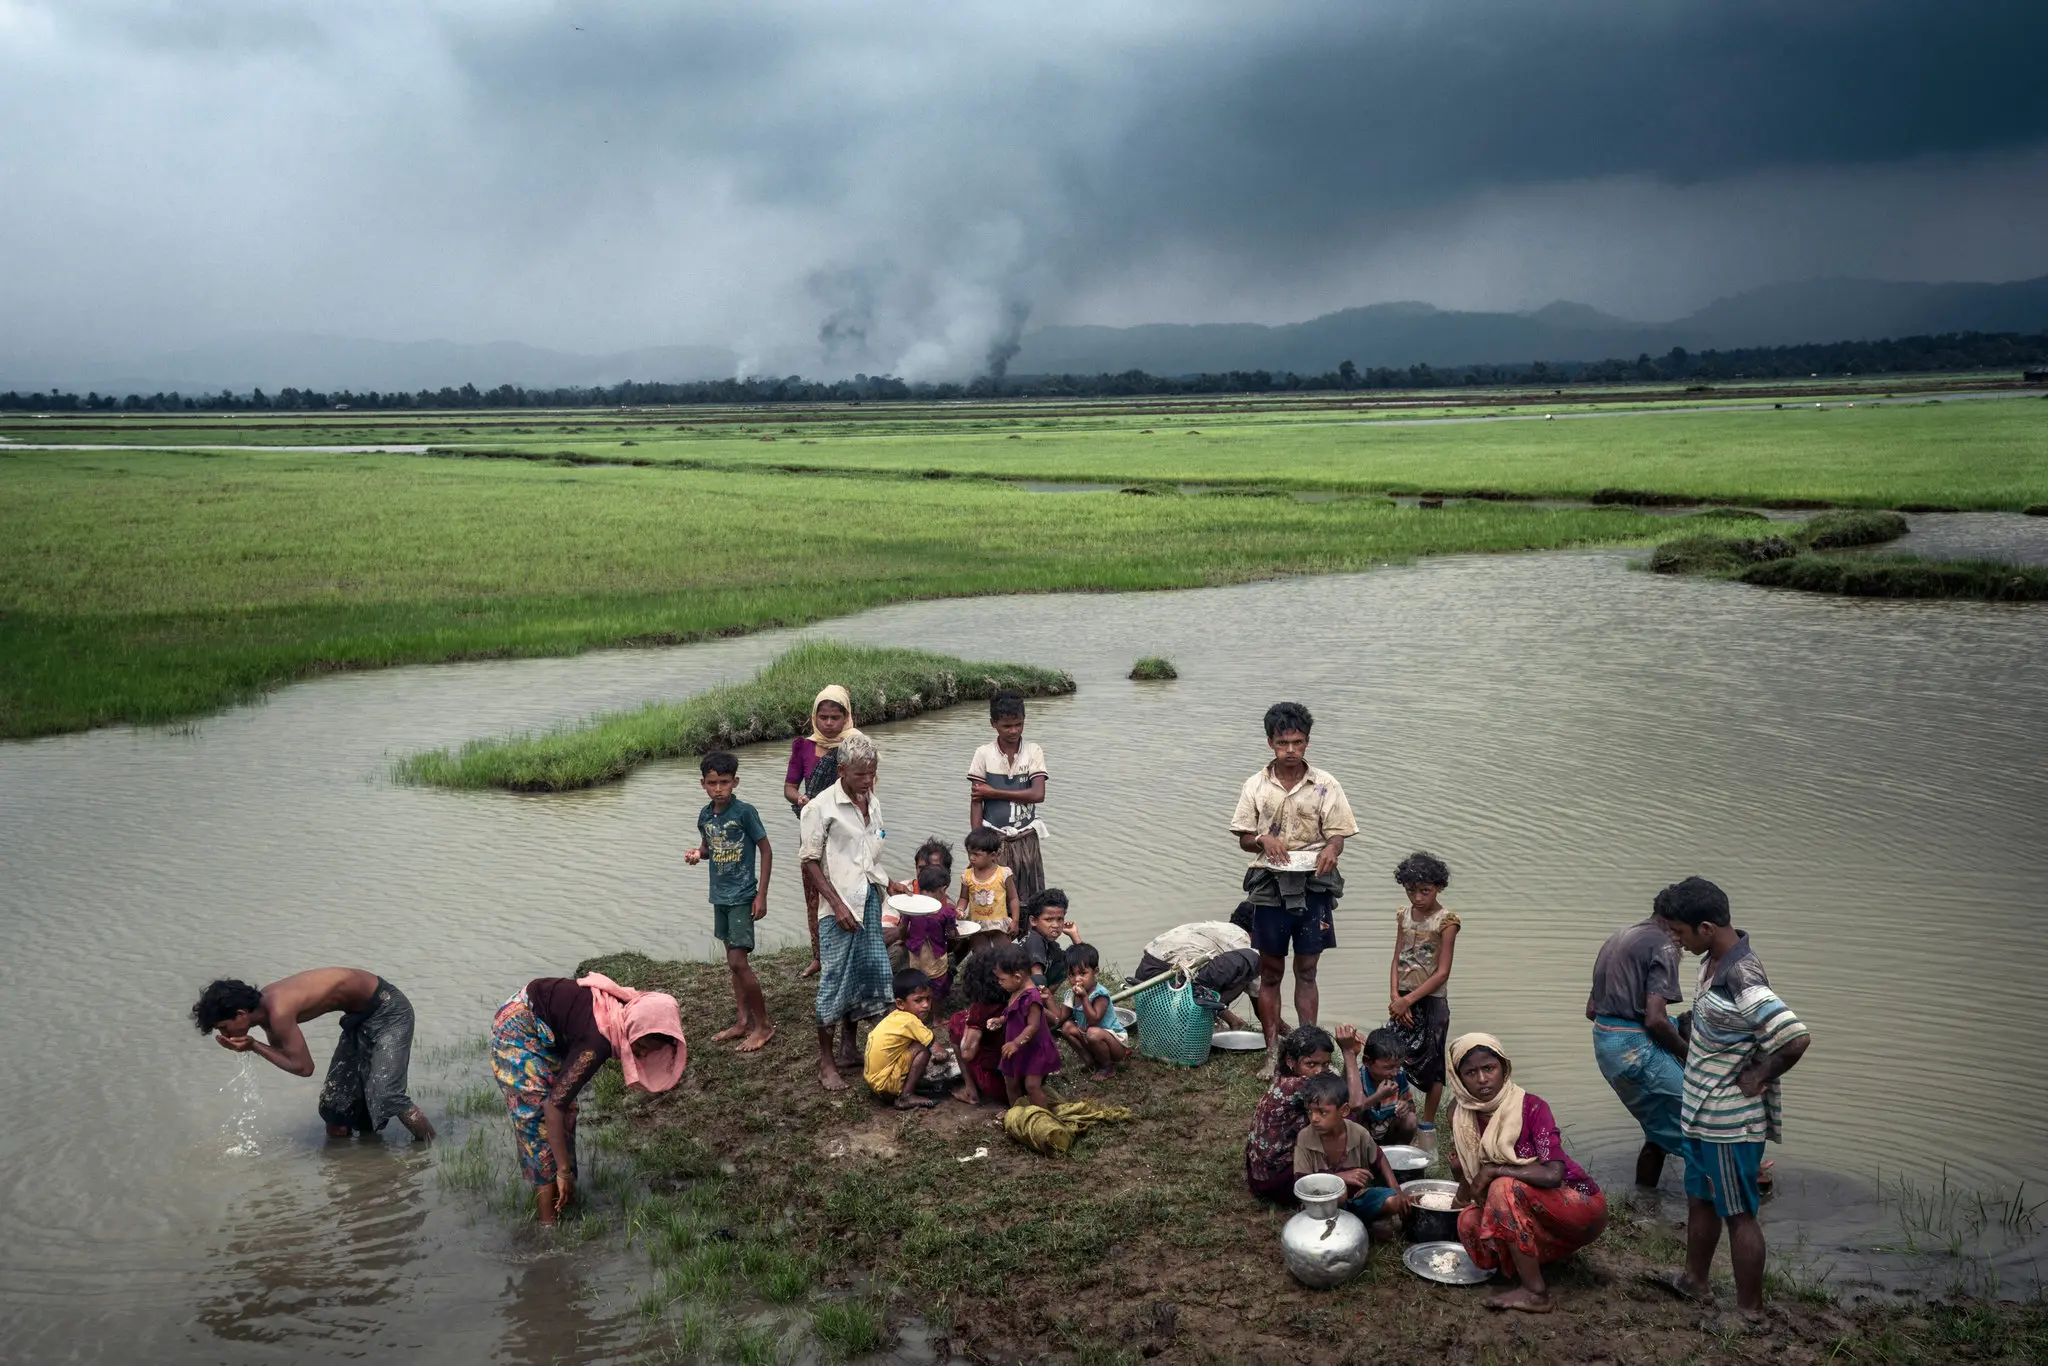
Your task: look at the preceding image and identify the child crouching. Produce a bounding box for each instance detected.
[1059,943,1129,1080]
[947,950,1009,1105]
[1293,1071,1410,1237]
[864,969,951,1110]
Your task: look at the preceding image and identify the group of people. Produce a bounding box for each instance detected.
[1233,692,1812,1327]
[191,691,1814,1329]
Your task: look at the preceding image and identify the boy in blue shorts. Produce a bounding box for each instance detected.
[1230,701,1358,1079]
[1649,876,1811,1329]
[684,751,775,1051]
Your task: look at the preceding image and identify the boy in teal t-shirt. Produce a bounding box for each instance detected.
[685,751,775,1050]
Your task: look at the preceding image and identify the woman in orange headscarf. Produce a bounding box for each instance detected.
[490,971,685,1223]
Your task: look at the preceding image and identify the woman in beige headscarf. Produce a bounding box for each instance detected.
[784,685,865,978]
[1445,1033,1608,1314]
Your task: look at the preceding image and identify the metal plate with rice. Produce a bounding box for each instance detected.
[1402,1240,1492,1286]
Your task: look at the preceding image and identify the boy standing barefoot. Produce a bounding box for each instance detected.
[1230,701,1358,1080]
[1650,877,1811,1332]
[969,690,1050,904]
[685,751,775,1051]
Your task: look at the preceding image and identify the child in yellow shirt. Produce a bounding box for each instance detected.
[864,969,949,1110]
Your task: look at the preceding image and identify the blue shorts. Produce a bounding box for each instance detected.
[1592,1018,1685,1156]
[1250,893,1336,959]
[1683,1137,1765,1218]
[1344,1184,1398,1222]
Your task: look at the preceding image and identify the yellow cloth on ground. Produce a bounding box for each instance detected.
[1003,1100,1135,1155]
[863,1008,933,1095]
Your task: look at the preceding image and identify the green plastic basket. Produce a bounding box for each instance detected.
[1128,971,1217,1067]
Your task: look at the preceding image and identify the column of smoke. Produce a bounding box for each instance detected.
[984,298,1031,384]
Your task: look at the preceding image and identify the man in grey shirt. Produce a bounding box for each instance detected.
[1587,915,1687,1189]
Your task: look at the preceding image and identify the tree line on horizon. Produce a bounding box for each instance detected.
[5,329,2046,414]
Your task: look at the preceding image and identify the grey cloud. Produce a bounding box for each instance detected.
[3,0,2046,381]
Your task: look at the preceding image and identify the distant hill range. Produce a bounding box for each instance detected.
[1010,275,2048,377]
[6,275,2048,394]
[0,335,740,397]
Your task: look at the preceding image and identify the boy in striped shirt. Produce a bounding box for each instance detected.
[1651,877,1811,1328]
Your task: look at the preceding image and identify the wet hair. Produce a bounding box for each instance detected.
[892,968,933,1001]
[1024,888,1068,923]
[1654,875,1731,927]
[700,750,738,777]
[989,690,1027,722]
[1229,899,1256,933]
[959,950,1009,1007]
[916,863,949,894]
[1363,1026,1407,1063]
[1263,701,1313,739]
[913,836,955,871]
[1456,1044,1504,1076]
[1064,942,1099,973]
[1278,1024,1336,1075]
[963,827,1002,855]
[191,978,262,1032]
[1394,851,1451,889]
[988,942,1030,976]
[838,732,878,770]
[1302,1071,1352,1111]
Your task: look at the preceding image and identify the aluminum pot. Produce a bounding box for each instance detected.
[1380,1144,1431,1183]
[1282,1174,1369,1289]
[1400,1179,1464,1245]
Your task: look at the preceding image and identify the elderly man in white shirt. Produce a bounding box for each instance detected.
[798,733,906,1091]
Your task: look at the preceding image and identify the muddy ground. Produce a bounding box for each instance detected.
[578,949,2045,1365]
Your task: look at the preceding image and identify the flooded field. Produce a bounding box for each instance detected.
[2,544,2044,1359]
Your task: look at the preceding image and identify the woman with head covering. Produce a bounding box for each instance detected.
[798,732,905,1090]
[1445,1032,1607,1314]
[491,972,686,1223]
[785,685,864,979]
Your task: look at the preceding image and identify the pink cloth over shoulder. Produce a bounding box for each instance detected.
[576,972,687,1093]
[1512,1093,1594,1192]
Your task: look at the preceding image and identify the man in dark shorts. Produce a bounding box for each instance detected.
[1229,701,1358,1079]
[193,968,435,1140]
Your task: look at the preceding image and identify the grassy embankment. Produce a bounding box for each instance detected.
[4,397,2042,738]
[1652,510,2048,602]
[397,642,1074,791]
[483,947,2045,1366]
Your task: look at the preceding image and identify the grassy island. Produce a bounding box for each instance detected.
[538,948,2048,1366]
[397,642,1074,791]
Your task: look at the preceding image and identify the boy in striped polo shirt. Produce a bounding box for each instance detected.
[1652,877,1811,1328]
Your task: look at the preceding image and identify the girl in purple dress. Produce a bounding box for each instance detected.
[990,942,1060,1107]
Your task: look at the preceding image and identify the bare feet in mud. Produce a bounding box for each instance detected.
[398,1105,436,1142]
[1699,1309,1771,1336]
[835,1041,861,1070]
[819,1059,849,1091]
[1090,1067,1116,1081]
[894,1094,937,1110]
[1256,1046,1280,1082]
[798,958,821,979]
[711,1021,749,1044]
[736,1026,776,1053]
[950,1085,978,1104]
[1486,1286,1553,1314]
[326,1123,354,1139]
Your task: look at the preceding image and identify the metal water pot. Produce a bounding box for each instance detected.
[1282,1174,1369,1288]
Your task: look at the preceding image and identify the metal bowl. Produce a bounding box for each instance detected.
[1380,1144,1431,1180]
[1402,1240,1491,1286]
[1114,1006,1137,1030]
[1210,1029,1267,1051]
[1400,1178,1464,1244]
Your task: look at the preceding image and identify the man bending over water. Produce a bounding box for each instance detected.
[192,969,435,1141]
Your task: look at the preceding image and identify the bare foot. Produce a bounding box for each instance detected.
[835,1040,861,1069]
[1255,1046,1280,1082]
[1090,1067,1115,1081]
[1486,1286,1553,1314]
[819,1060,849,1092]
[398,1106,436,1142]
[736,1025,776,1053]
[798,958,821,979]
[951,1085,978,1104]
[894,1094,937,1109]
[325,1123,354,1139]
[711,1022,749,1044]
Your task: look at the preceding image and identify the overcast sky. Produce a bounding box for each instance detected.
[5,0,2047,376]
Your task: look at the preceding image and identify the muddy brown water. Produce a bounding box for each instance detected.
[2,543,2045,1360]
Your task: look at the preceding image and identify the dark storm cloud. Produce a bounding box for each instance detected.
[3,0,2046,377]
